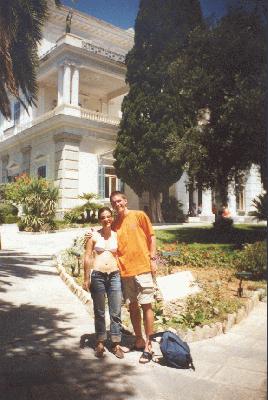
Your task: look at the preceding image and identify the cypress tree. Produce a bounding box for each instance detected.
[114,0,203,222]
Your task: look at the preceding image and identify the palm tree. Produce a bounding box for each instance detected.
[0,0,61,119]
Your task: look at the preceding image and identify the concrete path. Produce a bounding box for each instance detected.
[0,225,267,400]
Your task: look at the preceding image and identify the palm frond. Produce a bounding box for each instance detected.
[0,0,61,118]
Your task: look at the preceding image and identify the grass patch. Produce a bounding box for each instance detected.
[156,224,266,250]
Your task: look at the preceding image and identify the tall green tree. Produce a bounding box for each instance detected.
[169,2,267,207]
[0,0,60,119]
[114,0,203,222]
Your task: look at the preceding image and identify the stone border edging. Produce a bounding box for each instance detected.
[55,253,266,343]
[56,254,93,314]
[180,288,265,343]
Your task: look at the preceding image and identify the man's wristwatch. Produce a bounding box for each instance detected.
[150,256,157,261]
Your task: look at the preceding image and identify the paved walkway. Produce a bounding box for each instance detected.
[0,225,267,400]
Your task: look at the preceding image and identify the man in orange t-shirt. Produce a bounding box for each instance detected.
[110,191,157,364]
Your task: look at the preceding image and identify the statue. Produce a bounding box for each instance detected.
[66,10,73,33]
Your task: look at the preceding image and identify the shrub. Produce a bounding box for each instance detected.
[0,203,19,224]
[250,193,267,221]
[3,215,18,224]
[180,284,241,328]
[236,241,267,279]
[0,203,18,216]
[161,196,186,223]
[64,192,102,224]
[159,243,239,270]
[153,282,242,330]
[64,207,85,224]
[4,174,58,232]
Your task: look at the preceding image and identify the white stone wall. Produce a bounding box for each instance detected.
[31,136,55,180]
[79,149,98,196]
[245,164,263,212]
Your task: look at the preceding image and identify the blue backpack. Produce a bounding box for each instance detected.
[153,331,195,370]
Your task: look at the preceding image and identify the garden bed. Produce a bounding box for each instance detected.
[59,224,266,338]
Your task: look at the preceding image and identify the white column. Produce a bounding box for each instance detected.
[193,189,198,207]
[57,65,64,105]
[245,164,263,212]
[71,66,79,106]
[102,100,109,114]
[201,189,213,216]
[62,63,71,104]
[228,184,237,217]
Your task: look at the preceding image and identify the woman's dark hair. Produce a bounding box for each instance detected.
[98,206,113,219]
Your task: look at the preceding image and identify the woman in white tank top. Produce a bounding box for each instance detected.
[83,207,124,359]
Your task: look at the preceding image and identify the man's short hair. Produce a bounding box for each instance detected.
[109,190,127,202]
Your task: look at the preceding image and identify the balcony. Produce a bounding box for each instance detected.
[39,33,127,65]
[1,104,120,141]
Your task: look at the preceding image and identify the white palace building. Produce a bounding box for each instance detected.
[0,5,264,221]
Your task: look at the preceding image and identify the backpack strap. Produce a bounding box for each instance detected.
[150,332,165,342]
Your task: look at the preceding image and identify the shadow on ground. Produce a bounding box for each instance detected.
[0,300,137,400]
[0,253,57,293]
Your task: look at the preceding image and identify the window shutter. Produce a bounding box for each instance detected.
[118,178,125,192]
[98,165,105,199]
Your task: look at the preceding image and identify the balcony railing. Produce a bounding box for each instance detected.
[80,107,120,126]
[1,105,120,141]
[39,34,127,65]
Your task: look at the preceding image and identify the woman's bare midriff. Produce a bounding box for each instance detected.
[92,250,118,274]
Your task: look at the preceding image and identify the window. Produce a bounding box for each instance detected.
[105,167,117,198]
[37,165,46,178]
[14,102,20,124]
[98,165,123,199]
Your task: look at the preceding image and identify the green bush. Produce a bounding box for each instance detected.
[179,285,241,328]
[236,241,267,279]
[64,207,85,224]
[159,244,240,270]
[5,174,58,232]
[0,203,18,216]
[249,193,267,221]
[0,203,19,224]
[153,282,242,330]
[3,215,18,224]
[64,193,102,224]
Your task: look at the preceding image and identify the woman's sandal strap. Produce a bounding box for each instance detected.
[139,351,153,364]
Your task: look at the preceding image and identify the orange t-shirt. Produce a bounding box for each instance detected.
[113,210,154,278]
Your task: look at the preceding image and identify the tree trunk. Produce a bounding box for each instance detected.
[149,191,164,223]
[215,180,228,216]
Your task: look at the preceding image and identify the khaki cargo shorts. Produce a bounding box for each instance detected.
[122,272,154,305]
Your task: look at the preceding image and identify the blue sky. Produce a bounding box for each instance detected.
[62,0,227,29]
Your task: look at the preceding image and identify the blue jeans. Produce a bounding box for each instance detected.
[90,270,122,343]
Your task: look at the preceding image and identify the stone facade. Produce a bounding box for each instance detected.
[0,5,264,219]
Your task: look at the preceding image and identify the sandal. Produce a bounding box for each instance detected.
[121,344,145,353]
[111,344,124,359]
[95,343,105,358]
[139,351,154,364]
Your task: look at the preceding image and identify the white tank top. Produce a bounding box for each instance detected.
[93,230,117,253]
